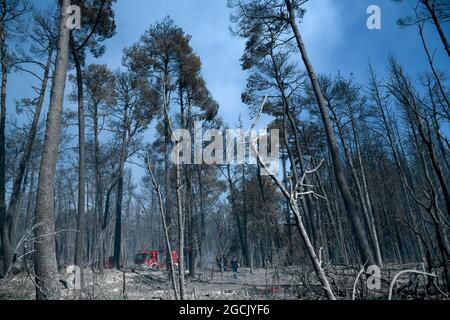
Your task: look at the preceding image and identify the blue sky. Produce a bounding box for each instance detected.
[8,0,447,127]
[96,0,446,126]
[6,0,448,181]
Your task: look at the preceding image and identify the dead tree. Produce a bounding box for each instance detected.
[251,97,336,300]
[421,0,450,57]
[146,158,179,300]
[1,11,55,276]
[162,74,186,300]
[0,0,29,278]
[283,0,375,265]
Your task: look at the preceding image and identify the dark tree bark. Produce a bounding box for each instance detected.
[226,165,250,267]
[2,51,53,276]
[93,100,104,269]
[70,34,86,281]
[113,145,126,269]
[422,0,450,57]
[284,0,375,265]
[99,177,118,273]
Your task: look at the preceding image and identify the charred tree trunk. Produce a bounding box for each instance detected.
[100,177,118,273]
[2,46,53,276]
[285,0,375,265]
[176,163,185,299]
[93,101,105,271]
[422,0,450,57]
[146,159,179,300]
[70,34,86,284]
[226,165,250,267]
[113,151,126,269]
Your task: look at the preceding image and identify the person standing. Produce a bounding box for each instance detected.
[231,257,240,280]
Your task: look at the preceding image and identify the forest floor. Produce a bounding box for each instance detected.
[0,264,447,300]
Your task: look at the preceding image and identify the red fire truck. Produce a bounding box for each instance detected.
[134,250,178,270]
